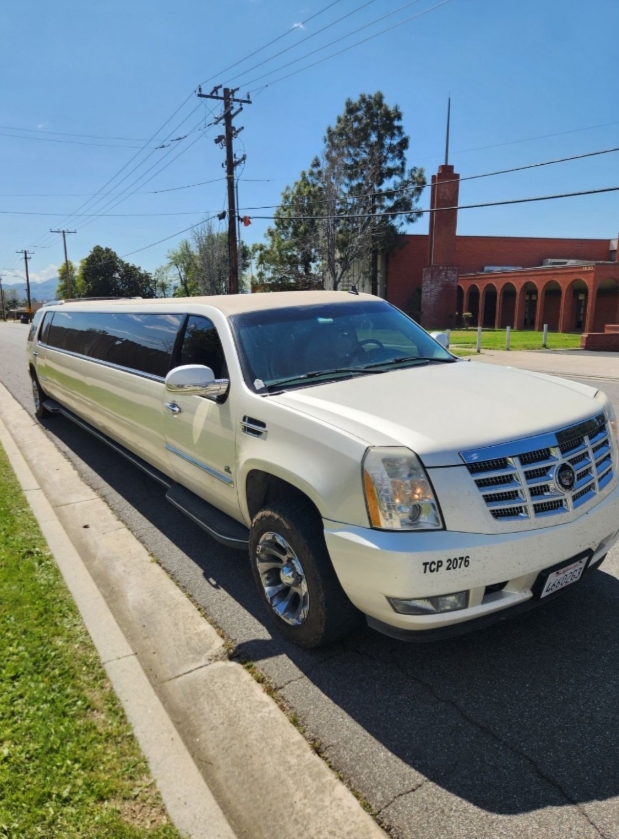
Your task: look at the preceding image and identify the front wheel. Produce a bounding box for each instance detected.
[31,373,53,420]
[250,499,361,648]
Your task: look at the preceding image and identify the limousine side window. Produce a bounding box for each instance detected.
[179,316,228,379]
[27,308,45,342]
[46,311,184,379]
[39,312,53,345]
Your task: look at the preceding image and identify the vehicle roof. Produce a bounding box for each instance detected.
[44,290,379,316]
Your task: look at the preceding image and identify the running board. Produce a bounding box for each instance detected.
[46,401,249,550]
[165,484,250,551]
[42,398,62,414]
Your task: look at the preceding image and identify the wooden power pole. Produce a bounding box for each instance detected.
[197,85,251,294]
[16,250,34,317]
[50,229,77,299]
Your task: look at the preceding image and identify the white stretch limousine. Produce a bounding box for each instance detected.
[26,293,619,647]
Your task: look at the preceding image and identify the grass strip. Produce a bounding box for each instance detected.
[447,329,581,352]
[0,442,180,839]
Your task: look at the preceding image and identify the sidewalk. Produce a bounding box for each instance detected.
[469,348,619,381]
[0,380,385,839]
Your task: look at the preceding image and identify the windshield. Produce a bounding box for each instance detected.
[231,300,454,391]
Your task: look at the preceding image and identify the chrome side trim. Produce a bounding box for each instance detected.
[165,444,234,486]
[38,343,165,383]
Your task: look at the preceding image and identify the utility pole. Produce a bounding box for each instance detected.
[0,274,6,321]
[16,250,34,317]
[50,229,76,299]
[197,85,251,294]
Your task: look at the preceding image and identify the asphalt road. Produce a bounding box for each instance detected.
[3,320,619,839]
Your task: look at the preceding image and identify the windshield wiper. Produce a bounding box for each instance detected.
[360,355,455,370]
[265,367,372,390]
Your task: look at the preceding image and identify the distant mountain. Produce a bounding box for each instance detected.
[2,277,59,302]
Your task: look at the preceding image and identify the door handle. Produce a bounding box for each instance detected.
[165,402,181,415]
[32,351,38,357]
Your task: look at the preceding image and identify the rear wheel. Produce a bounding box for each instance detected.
[250,499,361,648]
[31,373,53,420]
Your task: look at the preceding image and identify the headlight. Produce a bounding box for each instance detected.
[362,447,443,530]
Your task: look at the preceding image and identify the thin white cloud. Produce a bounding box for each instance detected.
[29,263,61,283]
[292,22,305,30]
[37,122,49,129]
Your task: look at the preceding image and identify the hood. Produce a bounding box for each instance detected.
[272,360,600,467]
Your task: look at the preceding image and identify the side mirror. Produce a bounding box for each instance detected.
[165,364,229,402]
[430,331,449,349]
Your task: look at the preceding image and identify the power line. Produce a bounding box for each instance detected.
[29,92,203,250]
[243,0,446,92]
[3,143,619,219]
[0,131,158,149]
[121,216,216,257]
[222,0,382,87]
[116,183,619,262]
[432,119,619,160]
[244,184,619,221]
[198,0,348,87]
[0,176,282,198]
[73,113,217,234]
[0,123,150,141]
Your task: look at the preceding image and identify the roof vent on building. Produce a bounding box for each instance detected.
[542,259,590,267]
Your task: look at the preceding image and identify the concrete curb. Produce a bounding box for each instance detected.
[0,382,386,839]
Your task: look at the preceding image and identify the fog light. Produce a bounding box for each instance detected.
[388,591,469,615]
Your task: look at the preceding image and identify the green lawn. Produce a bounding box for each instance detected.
[0,444,180,839]
[447,329,582,352]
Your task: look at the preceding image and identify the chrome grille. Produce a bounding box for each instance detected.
[462,414,615,521]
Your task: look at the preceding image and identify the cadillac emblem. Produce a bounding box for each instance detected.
[556,463,576,493]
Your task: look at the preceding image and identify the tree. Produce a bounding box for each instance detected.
[56,261,84,299]
[167,240,198,297]
[78,246,155,298]
[161,220,251,297]
[253,170,323,288]
[153,265,176,298]
[4,289,19,310]
[257,92,426,292]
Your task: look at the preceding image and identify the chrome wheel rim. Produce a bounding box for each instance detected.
[32,379,40,412]
[255,531,309,626]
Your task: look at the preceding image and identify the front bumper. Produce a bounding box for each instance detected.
[323,480,619,638]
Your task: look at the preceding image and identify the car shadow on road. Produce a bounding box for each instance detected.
[44,414,619,817]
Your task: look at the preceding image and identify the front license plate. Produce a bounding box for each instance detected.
[539,557,588,598]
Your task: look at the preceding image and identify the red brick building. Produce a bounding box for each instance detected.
[385,163,619,335]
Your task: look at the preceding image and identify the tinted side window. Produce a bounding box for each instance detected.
[180,316,227,379]
[39,312,52,345]
[27,309,44,342]
[47,311,183,378]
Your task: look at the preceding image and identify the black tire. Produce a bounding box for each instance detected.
[250,499,361,648]
[31,372,53,420]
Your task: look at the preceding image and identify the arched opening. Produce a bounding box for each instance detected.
[456,286,464,327]
[564,279,588,331]
[500,282,517,327]
[593,278,619,332]
[482,284,497,328]
[540,281,562,331]
[523,282,538,329]
[466,285,480,327]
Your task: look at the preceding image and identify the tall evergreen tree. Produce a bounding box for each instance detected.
[257,92,425,291]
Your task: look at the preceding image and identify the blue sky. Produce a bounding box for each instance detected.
[1,0,618,289]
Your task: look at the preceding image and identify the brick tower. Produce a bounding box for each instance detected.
[421,101,460,329]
